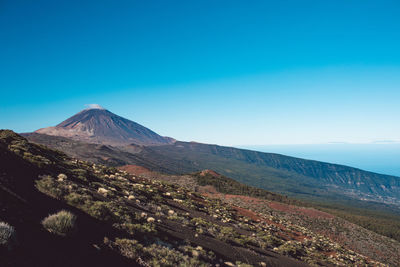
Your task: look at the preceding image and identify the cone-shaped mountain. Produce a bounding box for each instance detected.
[35,107,175,146]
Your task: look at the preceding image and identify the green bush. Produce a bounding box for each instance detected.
[71,169,88,182]
[278,242,303,257]
[217,226,235,242]
[64,192,91,207]
[143,244,208,267]
[42,210,77,236]
[0,221,17,250]
[85,201,114,221]
[113,238,143,259]
[35,175,64,199]
[122,223,156,235]
[260,234,282,248]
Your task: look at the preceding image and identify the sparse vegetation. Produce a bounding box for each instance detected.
[1,130,398,266]
[194,171,303,205]
[35,175,65,199]
[0,221,17,250]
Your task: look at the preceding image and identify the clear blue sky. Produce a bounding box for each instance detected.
[1,0,400,145]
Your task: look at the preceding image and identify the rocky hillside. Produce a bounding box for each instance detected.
[34,107,175,146]
[23,132,400,242]
[24,133,400,209]
[121,167,400,266]
[2,130,395,266]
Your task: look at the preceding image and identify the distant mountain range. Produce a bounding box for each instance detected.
[22,107,400,210]
[240,144,400,177]
[35,107,175,146]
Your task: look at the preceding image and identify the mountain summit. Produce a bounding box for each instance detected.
[35,107,175,146]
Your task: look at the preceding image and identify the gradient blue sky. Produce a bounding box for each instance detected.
[1,0,400,145]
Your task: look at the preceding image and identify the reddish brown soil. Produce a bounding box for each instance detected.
[232,204,311,242]
[233,205,262,221]
[203,191,265,205]
[200,192,314,242]
[118,165,153,175]
[224,194,264,205]
[268,202,334,219]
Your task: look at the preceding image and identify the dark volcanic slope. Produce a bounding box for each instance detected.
[146,142,400,205]
[22,132,175,173]
[0,131,133,267]
[34,108,175,146]
[1,130,317,267]
[24,133,400,209]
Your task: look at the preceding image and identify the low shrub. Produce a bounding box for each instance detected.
[121,223,157,235]
[143,244,208,267]
[260,233,283,248]
[278,242,303,257]
[0,221,17,250]
[35,175,64,199]
[113,238,143,259]
[42,210,77,236]
[71,169,88,182]
[64,192,91,207]
[85,201,114,221]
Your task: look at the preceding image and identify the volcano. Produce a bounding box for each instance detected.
[35,106,175,146]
